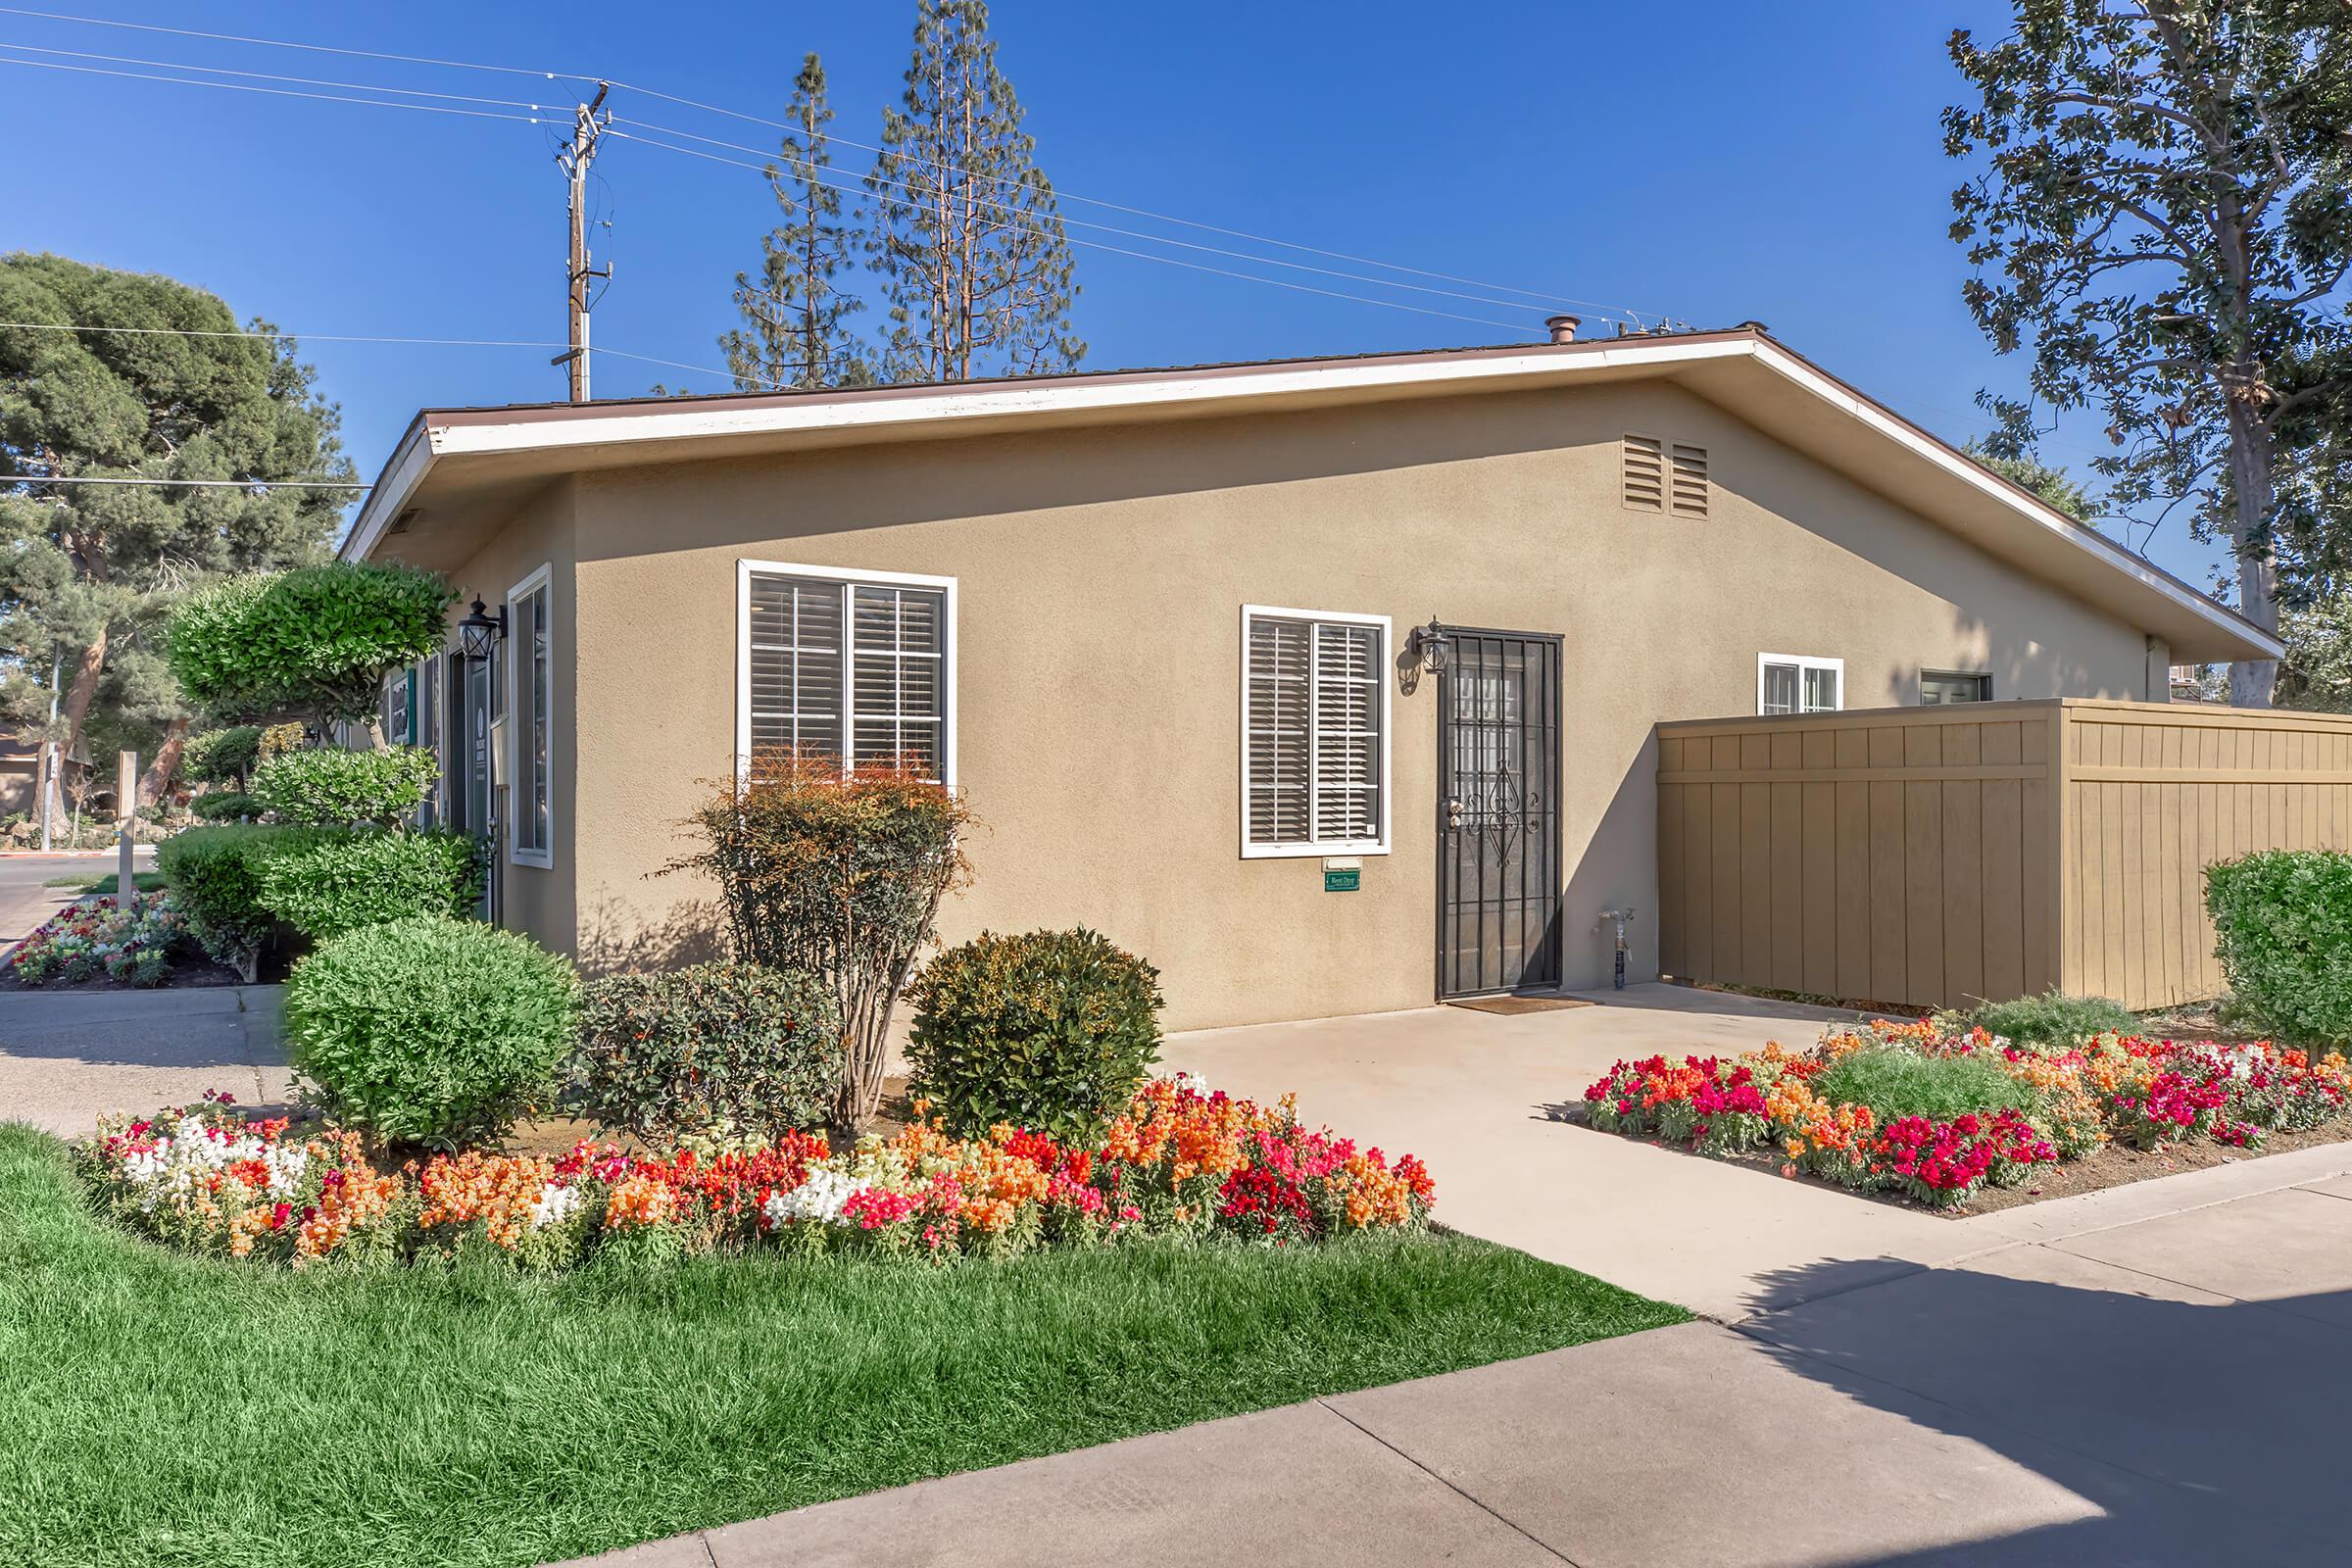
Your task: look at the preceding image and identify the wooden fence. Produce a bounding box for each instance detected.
[1655,699,2352,1012]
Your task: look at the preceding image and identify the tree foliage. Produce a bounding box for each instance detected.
[1944,1,2352,707]
[1962,438,2101,522]
[0,254,354,798]
[866,0,1084,383]
[719,54,871,392]
[166,561,452,730]
[2276,589,2352,710]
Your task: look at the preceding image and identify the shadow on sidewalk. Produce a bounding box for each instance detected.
[1739,1256,2349,1564]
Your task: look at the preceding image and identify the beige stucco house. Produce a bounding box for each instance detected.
[345,325,2278,1031]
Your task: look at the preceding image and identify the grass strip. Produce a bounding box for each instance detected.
[0,1124,1685,1568]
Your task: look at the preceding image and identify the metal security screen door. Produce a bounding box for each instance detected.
[1437,630,1563,997]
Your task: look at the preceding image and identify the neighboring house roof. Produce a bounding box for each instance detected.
[345,325,2280,664]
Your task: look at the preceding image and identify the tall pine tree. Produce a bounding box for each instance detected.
[719,54,871,391]
[0,254,352,803]
[866,0,1083,384]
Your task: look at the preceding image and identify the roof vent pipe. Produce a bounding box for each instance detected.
[1544,314,1582,344]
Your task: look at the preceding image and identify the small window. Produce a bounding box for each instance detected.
[508,565,553,868]
[1621,433,1666,513]
[1669,442,1708,518]
[739,562,955,784]
[1921,670,1992,706]
[1242,606,1390,858]
[1758,653,1841,715]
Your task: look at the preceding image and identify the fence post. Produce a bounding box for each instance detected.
[117,750,136,897]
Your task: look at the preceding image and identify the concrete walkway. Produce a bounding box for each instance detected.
[564,988,2352,1567]
[0,986,291,1133]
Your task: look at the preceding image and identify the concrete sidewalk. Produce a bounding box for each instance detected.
[569,1151,2352,1568]
[0,986,291,1132]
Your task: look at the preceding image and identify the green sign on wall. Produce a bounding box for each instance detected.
[1324,866,1360,893]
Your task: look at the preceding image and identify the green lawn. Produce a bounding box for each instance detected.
[0,1125,1685,1568]
[40,870,165,895]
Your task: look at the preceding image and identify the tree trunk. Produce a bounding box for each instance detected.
[58,625,107,788]
[2225,394,2281,708]
[139,716,189,807]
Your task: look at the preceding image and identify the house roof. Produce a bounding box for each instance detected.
[345,326,2281,664]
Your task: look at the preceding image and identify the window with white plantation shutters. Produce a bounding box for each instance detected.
[743,565,951,782]
[1243,608,1389,856]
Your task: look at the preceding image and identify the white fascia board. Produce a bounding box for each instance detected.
[338,416,435,563]
[1746,343,2282,662]
[424,338,1761,462]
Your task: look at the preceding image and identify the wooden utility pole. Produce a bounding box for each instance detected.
[556,83,612,403]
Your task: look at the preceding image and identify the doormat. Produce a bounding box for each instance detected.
[1446,995,1597,1016]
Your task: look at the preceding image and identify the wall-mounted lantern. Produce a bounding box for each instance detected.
[1408,617,1452,676]
[456,597,507,663]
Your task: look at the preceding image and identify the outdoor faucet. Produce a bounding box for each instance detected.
[1598,907,1637,990]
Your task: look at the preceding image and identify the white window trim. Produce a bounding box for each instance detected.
[507,563,555,869]
[734,558,958,789]
[1756,652,1843,715]
[1239,603,1393,860]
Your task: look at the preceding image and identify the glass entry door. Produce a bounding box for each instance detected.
[1436,629,1563,997]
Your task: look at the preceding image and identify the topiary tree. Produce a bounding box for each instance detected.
[166,561,452,733]
[663,754,974,1124]
[250,745,437,827]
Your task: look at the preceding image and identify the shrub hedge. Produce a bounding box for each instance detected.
[1958,990,2136,1046]
[254,828,480,942]
[573,963,843,1144]
[155,825,338,981]
[181,726,263,786]
[2207,850,2352,1045]
[251,746,437,827]
[906,927,1164,1141]
[189,792,260,822]
[284,914,577,1146]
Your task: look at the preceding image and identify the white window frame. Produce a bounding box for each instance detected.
[1757,652,1843,715]
[507,563,555,869]
[1919,667,1993,705]
[1239,604,1392,860]
[735,559,958,788]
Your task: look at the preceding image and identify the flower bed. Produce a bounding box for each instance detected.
[7,892,195,987]
[1581,1019,2352,1209]
[78,1075,1436,1268]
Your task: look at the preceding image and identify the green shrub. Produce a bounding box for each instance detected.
[284,915,576,1146]
[2207,850,2352,1045]
[1813,1047,2034,1123]
[190,792,261,822]
[573,963,843,1144]
[182,726,264,786]
[906,927,1164,1141]
[254,829,480,942]
[251,746,437,827]
[167,562,453,727]
[156,825,338,981]
[1958,990,2136,1046]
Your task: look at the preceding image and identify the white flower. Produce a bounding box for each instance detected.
[528,1181,578,1228]
[763,1168,870,1227]
[1171,1069,1211,1097]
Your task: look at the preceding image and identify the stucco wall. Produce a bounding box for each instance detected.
[551,379,2153,1030]
[442,477,578,952]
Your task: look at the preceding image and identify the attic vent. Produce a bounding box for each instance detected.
[1621,433,1665,512]
[1669,443,1708,518]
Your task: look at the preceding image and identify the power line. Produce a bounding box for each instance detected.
[612,113,1563,322]
[0,50,547,122]
[606,129,1541,336]
[0,319,568,348]
[0,5,1652,324]
[3,473,370,489]
[0,38,557,108]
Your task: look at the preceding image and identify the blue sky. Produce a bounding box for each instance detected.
[0,1,2230,593]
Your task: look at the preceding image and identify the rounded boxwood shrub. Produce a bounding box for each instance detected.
[251,745,437,827]
[182,725,264,786]
[573,963,844,1144]
[906,927,1164,1141]
[284,914,577,1147]
[157,824,340,980]
[190,792,261,822]
[254,828,481,942]
[2207,850,2352,1045]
